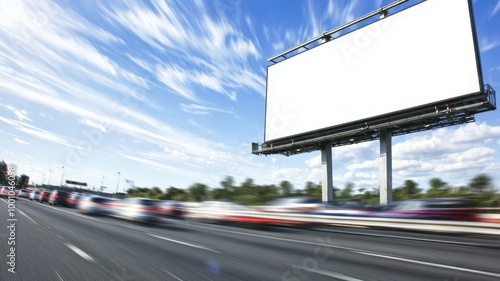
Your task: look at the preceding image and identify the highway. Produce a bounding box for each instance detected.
[1,198,500,281]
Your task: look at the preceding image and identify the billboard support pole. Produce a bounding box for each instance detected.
[379,131,393,205]
[321,144,334,203]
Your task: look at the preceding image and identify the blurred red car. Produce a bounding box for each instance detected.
[374,198,478,221]
[157,200,186,219]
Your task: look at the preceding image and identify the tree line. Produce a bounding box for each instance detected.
[0,160,30,190]
[2,159,498,207]
[126,174,500,207]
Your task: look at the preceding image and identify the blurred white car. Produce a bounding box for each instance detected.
[189,200,251,223]
[79,195,113,215]
[29,190,43,202]
[18,189,30,198]
[259,197,322,213]
[111,197,161,223]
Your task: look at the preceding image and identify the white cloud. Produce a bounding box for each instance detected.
[481,37,500,52]
[156,64,198,101]
[0,117,75,148]
[305,155,321,167]
[3,105,32,122]
[79,118,107,133]
[491,1,500,18]
[180,103,235,116]
[347,159,378,171]
[104,0,264,102]
[14,138,31,145]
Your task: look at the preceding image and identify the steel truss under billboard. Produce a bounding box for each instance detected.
[253,0,496,157]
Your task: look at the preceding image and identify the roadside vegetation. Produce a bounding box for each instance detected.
[2,160,498,207]
[126,174,500,208]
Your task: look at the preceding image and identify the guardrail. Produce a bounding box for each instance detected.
[187,209,500,236]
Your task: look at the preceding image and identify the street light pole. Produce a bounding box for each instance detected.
[60,166,65,186]
[116,172,121,194]
[48,170,52,186]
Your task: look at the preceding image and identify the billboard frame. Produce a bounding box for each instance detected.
[252,0,496,205]
[253,0,495,156]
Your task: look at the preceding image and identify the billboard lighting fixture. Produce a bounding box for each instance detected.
[268,0,409,62]
[321,33,332,43]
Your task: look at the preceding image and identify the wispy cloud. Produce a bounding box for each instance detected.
[101,0,264,102]
[491,1,500,18]
[481,36,500,52]
[14,138,31,145]
[180,104,235,116]
[79,118,107,133]
[2,105,32,122]
[0,117,75,148]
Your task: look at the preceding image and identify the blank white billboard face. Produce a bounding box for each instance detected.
[265,0,482,142]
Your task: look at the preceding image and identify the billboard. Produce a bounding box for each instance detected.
[265,0,482,142]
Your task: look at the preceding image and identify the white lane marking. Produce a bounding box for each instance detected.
[304,268,364,281]
[1,198,39,225]
[187,223,500,277]
[354,251,500,278]
[17,208,39,225]
[187,223,358,251]
[65,243,96,263]
[149,234,220,254]
[53,268,65,281]
[162,269,184,281]
[316,228,486,247]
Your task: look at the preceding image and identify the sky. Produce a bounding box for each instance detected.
[0,0,499,194]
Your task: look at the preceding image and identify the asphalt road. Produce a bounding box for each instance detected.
[1,198,500,281]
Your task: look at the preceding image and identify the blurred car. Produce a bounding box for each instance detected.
[314,199,372,217]
[0,186,13,198]
[373,198,478,221]
[259,197,323,213]
[18,189,30,198]
[112,197,161,223]
[79,195,113,215]
[189,200,252,224]
[29,190,42,201]
[39,190,52,203]
[48,190,71,207]
[67,192,83,208]
[157,200,186,219]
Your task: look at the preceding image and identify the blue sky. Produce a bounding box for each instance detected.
[1,0,499,193]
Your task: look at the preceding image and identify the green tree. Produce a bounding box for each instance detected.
[393,180,422,201]
[17,174,30,189]
[356,188,379,207]
[233,194,261,205]
[0,160,7,185]
[253,184,280,203]
[425,178,451,198]
[165,186,186,200]
[338,182,354,199]
[172,189,190,201]
[304,181,323,197]
[469,174,493,194]
[468,174,497,207]
[279,180,294,196]
[221,176,236,193]
[148,186,164,200]
[188,183,210,202]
